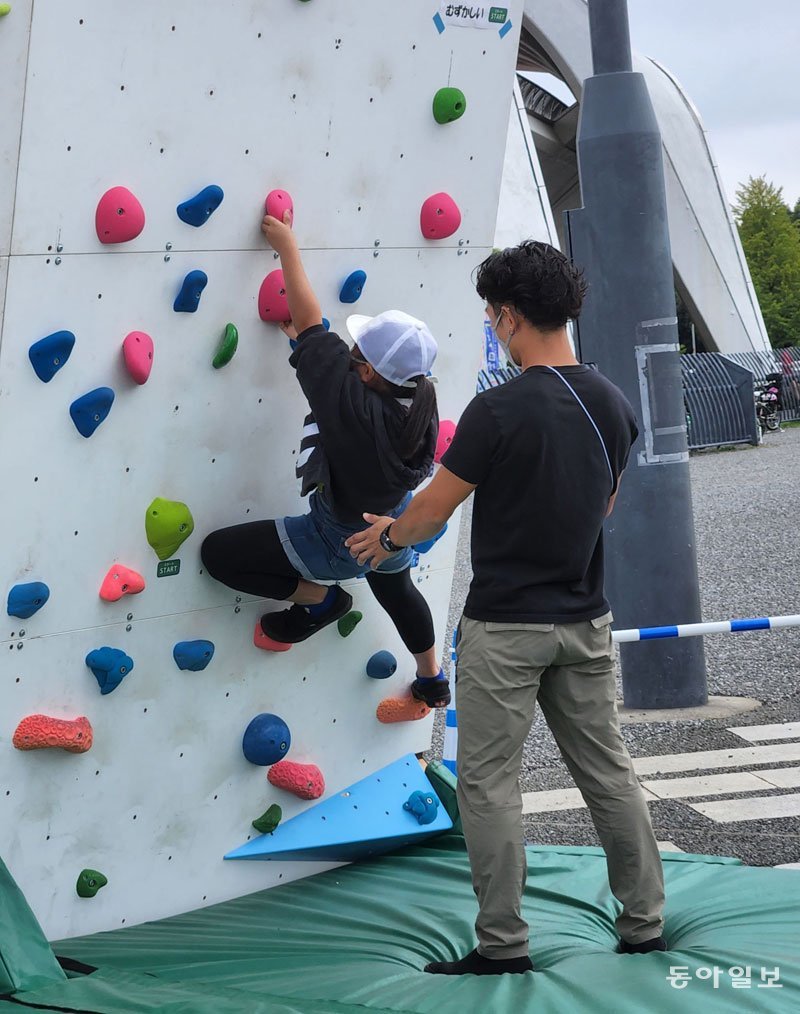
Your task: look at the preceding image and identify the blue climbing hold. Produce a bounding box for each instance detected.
[413,523,448,554]
[7,582,50,619]
[28,330,76,383]
[322,317,331,331]
[85,647,134,695]
[69,388,115,438]
[289,338,298,351]
[173,640,215,671]
[173,270,208,313]
[403,790,439,825]
[242,713,291,766]
[366,650,397,680]
[339,270,367,304]
[176,185,224,227]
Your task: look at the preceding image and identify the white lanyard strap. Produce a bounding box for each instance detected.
[544,366,615,491]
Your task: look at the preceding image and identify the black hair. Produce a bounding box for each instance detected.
[352,349,438,461]
[475,240,587,331]
[380,375,439,461]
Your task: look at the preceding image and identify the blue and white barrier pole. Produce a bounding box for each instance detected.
[612,613,800,643]
[442,629,458,774]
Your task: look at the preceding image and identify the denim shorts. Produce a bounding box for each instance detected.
[276,490,414,582]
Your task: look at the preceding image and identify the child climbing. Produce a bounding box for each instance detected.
[200,210,450,709]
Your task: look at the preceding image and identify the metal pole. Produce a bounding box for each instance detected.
[564,0,708,708]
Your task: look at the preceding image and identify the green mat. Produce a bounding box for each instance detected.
[3,834,797,1013]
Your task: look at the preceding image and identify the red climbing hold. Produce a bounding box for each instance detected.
[265,189,294,225]
[376,696,431,724]
[268,760,325,800]
[258,269,290,323]
[13,714,93,753]
[99,565,146,602]
[122,331,154,384]
[95,187,146,244]
[253,621,292,653]
[434,419,456,463]
[420,193,461,240]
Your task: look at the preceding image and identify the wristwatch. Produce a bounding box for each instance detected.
[380,524,404,554]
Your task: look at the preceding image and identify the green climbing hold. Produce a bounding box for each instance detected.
[76,869,108,898]
[432,87,467,125]
[252,803,282,835]
[213,322,238,369]
[0,5,11,16]
[145,497,195,561]
[337,611,363,638]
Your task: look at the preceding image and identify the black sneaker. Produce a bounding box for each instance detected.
[618,936,667,954]
[259,588,353,644]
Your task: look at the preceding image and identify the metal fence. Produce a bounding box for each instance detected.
[476,346,800,451]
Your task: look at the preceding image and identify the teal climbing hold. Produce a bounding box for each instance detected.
[173,640,215,671]
[76,869,107,898]
[145,497,194,560]
[339,270,367,304]
[69,388,114,438]
[173,270,208,313]
[432,87,467,124]
[252,803,282,835]
[366,650,396,679]
[85,647,134,695]
[28,330,75,382]
[404,790,439,825]
[212,323,238,368]
[177,185,224,227]
[7,582,49,619]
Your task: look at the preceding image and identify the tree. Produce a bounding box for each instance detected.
[733,176,800,347]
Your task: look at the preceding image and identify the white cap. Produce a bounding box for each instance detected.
[346,310,437,388]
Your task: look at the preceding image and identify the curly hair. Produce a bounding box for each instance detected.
[475,240,587,331]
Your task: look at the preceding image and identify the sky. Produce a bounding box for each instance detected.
[626,0,800,207]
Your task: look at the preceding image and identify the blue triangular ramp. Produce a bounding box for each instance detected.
[225,754,452,862]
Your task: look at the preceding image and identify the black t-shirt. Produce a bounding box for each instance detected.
[442,365,638,623]
[289,325,436,525]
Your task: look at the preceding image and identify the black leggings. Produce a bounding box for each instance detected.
[200,521,435,655]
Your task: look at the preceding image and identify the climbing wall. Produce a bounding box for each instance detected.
[0,0,521,939]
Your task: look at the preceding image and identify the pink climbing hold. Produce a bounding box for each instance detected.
[95,186,146,244]
[434,419,457,463]
[268,760,325,800]
[420,192,461,240]
[253,621,292,653]
[122,331,154,384]
[99,565,146,602]
[258,269,290,323]
[13,714,93,753]
[265,189,294,225]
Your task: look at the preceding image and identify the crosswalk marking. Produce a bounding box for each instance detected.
[655,841,684,852]
[521,786,658,814]
[630,741,800,776]
[727,721,800,743]
[688,792,800,824]
[641,771,774,799]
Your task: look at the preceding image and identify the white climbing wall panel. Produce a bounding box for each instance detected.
[0,0,522,939]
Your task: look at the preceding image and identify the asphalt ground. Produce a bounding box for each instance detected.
[428,424,800,866]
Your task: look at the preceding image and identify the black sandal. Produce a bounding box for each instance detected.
[411,676,451,709]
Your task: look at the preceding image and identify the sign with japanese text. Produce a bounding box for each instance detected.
[438,4,509,30]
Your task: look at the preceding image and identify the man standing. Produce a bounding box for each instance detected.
[347,241,666,976]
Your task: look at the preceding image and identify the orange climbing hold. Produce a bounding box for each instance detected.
[99,564,146,602]
[13,714,93,753]
[253,622,292,653]
[376,696,431,724]
[268,760,325,800]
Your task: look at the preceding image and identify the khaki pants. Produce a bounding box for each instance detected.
[455,613,665,959]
